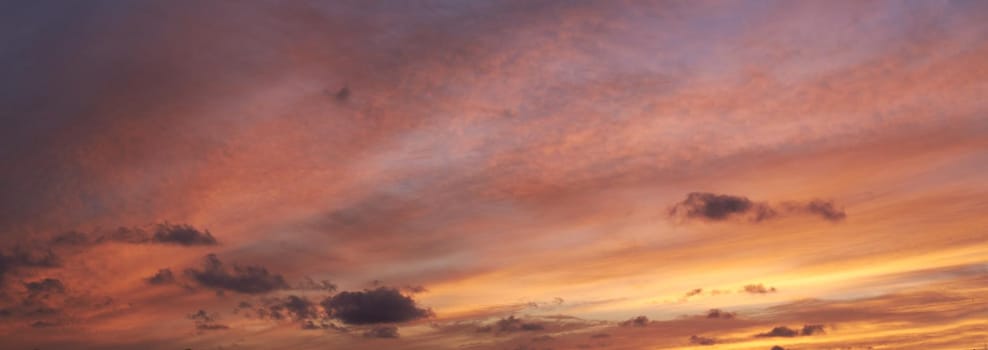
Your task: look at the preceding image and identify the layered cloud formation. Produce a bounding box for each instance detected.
[1,1,986,349]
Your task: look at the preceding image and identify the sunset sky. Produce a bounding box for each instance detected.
[1,1,986,349]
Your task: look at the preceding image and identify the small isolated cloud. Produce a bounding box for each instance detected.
[321,287,431,325]
[669,193,775,222]
[685,288,703,297]
[689,335,717,345]
[334,86,351,101]
[756,326,799,338]
[743,284,777,294]
[771,346,785,350]
[363,325,399,338]
[669,192,845,223]
[620,315,649,327]
[705,309,736,319]
[184,254,289,294]
[146,269,175,285]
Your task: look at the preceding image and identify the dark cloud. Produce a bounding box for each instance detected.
[771,346,785,350]
[321,287,430,325]
[590,333,610,338]
[363,325,399,338]
[756,326,799,338]
[689,335,717,345]
[334,86,351,101]
[50,224,218,246]
[669,193,775,222]
[94,227,151,245]
[784,200,847,222]
[24,278,65,296]
[669,193,845,223]
[804,200,847,222]
[520,323,545,331]
[801,324,826,335]
[705,309,736,319]
[619,315,649,327]
[261,295,322,323]
[754,324,827,338]
[187,309,228,331]
[0,247,59,283]
[145,269,175,285]
[48,231,90,246]
[301,319,343,331]
[183,254,289,294]
[295,277,337,292]
[685,288,703,297]
[150,223,217,246]
[743,284,777,294]
[187,309,215,323]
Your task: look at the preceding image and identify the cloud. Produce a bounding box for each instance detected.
[24,278,65,296]
[89,227,150,245]
[705,309,736,319]
[196,323,230,331]
[145,269,175,285]
[669,193,845,223]
[50,224,218,246]
[295,277,337,292]
[685,288,703,297]
[261,295,322,323]
[669,193,775,222]
[771,346,785,350]
[476,315,546,333]
[619,315,649,327]
[363,325,399,338]
[187,309,229,331]
[801,324,826,335]
[743,284,778,294]
[802,201,847,222]
[754,324,825,338]
[756,326,799,338]
[321,287,431,325]
[150,223,218,246]
[0,247,59,283]
[402,285,428,294]
[334,86,351,101]
[183,254,289,294]
[187,309,215,323]
[689,335,717,345]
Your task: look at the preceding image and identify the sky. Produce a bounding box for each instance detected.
[0,1,986,349]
